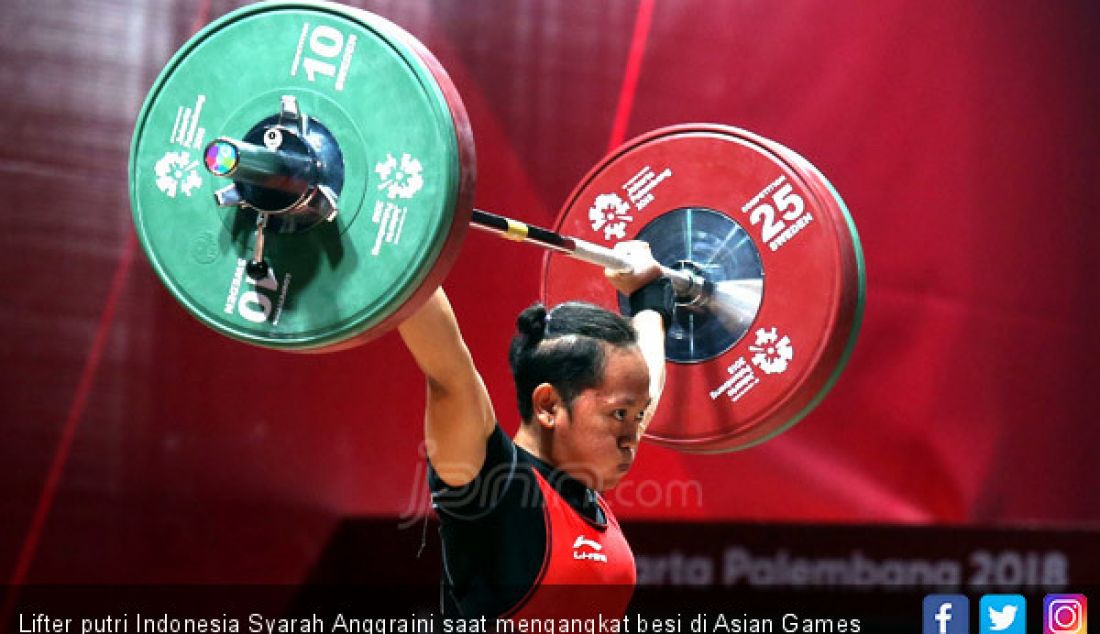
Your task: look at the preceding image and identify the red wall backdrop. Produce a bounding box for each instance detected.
[0,0,1097,584]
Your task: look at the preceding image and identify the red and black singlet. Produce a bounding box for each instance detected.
[428,425,636,619]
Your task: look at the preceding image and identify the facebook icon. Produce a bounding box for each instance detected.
[924,595,970,634]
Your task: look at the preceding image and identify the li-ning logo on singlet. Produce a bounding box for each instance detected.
[572,535,608,563]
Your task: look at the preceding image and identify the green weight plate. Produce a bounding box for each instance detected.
[129,1,475,351]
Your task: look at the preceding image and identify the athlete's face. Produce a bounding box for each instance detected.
[550,345,650,492]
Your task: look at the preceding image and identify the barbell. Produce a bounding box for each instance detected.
[128,0,865,452]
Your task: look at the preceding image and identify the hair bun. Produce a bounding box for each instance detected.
[516,303,548,343]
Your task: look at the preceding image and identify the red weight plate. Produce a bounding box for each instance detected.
[541,125,864,452]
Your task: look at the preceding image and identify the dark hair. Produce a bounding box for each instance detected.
[508,301,637,422]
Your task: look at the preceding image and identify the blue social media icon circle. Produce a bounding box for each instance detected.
[980,595,1026,634]
[925,595,971,634]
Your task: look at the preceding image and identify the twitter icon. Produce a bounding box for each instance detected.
[980,595,1026,634]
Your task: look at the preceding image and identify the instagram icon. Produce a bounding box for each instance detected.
[1045,594,1087,634]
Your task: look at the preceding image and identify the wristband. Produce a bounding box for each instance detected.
[627,277,674,329]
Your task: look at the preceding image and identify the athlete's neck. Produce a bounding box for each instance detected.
[513,421,550,464]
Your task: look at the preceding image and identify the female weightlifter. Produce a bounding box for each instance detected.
[398,241,675,620]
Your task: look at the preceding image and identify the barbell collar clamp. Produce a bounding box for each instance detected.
[246,212,271,281]
[214,184,243,207]
[202,95,342,229]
